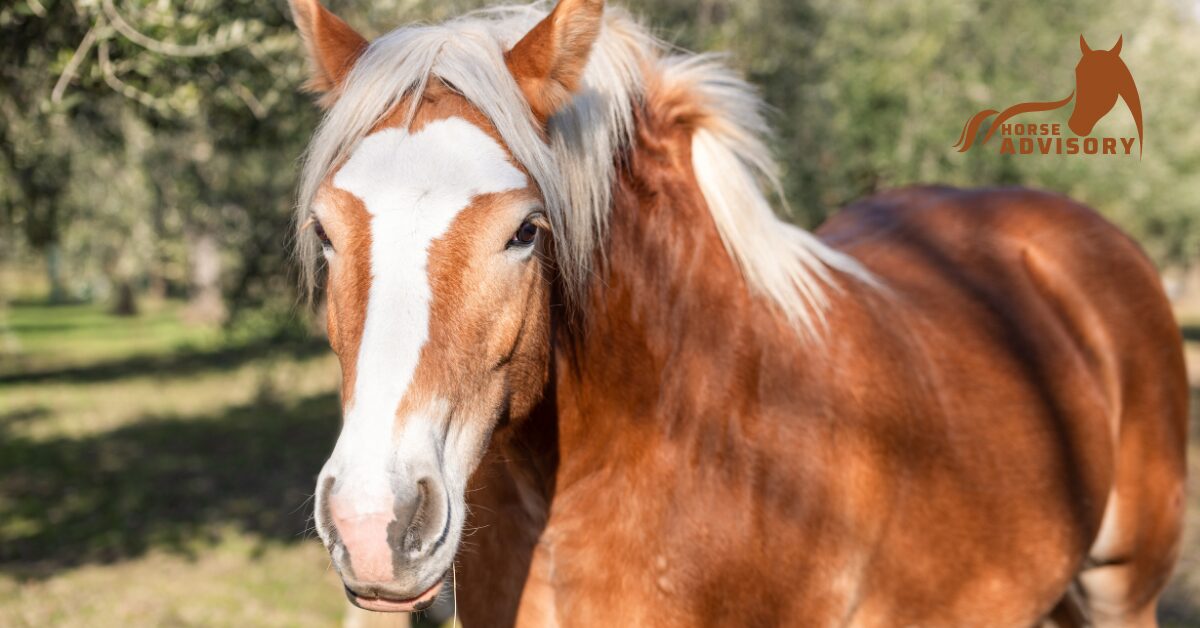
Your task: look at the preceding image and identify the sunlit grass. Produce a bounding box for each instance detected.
[0,300,351,627]
[0,531,345,628]
[4,352,338,441]
[1,301,220,374]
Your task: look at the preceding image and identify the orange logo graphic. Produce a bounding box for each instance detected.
[955,35,1142,156]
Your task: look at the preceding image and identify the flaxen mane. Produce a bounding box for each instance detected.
[296,1,871,336]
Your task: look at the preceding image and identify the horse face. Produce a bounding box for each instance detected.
[311,86,552,611]
[290,0,602,610]
[1068,35,1124,136]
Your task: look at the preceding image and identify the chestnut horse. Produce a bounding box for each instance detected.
[288,0,1186,625]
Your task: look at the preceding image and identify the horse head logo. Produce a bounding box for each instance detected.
[1069,35,1142,143]
[955,35,1142,155]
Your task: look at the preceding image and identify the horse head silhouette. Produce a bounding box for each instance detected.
[1069,35,1143,147]
[955,35,1142,155]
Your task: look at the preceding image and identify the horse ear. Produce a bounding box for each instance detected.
[1080,34,1092,54]
[290,0,368,102]
[1110,35,1123,55]
[505,0,605,123]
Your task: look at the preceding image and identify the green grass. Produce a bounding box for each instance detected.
[0,300,354,627]
[1,302,219,374]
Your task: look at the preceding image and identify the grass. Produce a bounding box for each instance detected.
[1,301,219,374]
[0,298,1196,625]
[0,300,356,626]
[0,533,345,627]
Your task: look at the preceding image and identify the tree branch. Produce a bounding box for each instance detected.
[52,24,99,104]
[98,37,175,116]
[101,0,249,58]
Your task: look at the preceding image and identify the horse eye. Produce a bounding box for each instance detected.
[313,220,332,249]
[509,221,538,248]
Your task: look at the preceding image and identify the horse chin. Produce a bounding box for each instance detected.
[342,570,449,613]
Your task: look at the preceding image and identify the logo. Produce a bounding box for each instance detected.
[954,35,1142,156]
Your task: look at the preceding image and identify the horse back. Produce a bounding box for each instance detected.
[809,186,1187,623]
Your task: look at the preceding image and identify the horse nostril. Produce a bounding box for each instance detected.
[406,478,432,554]
[388,477,448,557]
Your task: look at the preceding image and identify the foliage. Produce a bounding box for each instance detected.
[1,0,1199,313]
[1,0,317,309]
[632,0,1200,264]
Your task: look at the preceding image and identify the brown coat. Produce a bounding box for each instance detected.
[458,117,1186,627]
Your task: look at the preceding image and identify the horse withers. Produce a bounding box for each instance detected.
[287,0,1187,624]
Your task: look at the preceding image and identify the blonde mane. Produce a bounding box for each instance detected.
[296,1,871,337]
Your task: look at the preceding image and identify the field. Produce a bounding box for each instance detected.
[0,300,350,626]
[0,301,1197,625]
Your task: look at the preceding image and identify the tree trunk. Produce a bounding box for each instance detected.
[44,243,67,303]
[111,280,138,316]
[185,230,226,324]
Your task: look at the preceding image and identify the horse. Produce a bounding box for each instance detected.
[287,0,1186,625]
[954,35,1144,155]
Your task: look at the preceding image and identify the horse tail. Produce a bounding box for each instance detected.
[979,92,1075,145]
[955,109,999,152]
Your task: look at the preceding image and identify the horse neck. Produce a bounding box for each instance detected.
[547,108,809,485]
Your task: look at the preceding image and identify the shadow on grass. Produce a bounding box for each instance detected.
[5,322,97,334]
[0,406,51,428]
[0,390,339,580]
[0,337,327,385]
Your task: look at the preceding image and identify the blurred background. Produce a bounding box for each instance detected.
[2,0,1199,625]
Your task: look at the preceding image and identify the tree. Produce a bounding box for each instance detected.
[2,0,1197,318]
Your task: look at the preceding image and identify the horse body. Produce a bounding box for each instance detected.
[286,1,1185,624]
[456,106,1186,626]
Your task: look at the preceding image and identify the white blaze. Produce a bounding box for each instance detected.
[324,117,527,512]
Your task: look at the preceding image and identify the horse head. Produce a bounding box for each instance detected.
[289,0,603,611]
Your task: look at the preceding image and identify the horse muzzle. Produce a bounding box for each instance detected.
[318,472,453,611]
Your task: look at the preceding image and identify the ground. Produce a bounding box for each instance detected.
[0,301,351,626]
[0,300,1197,626]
